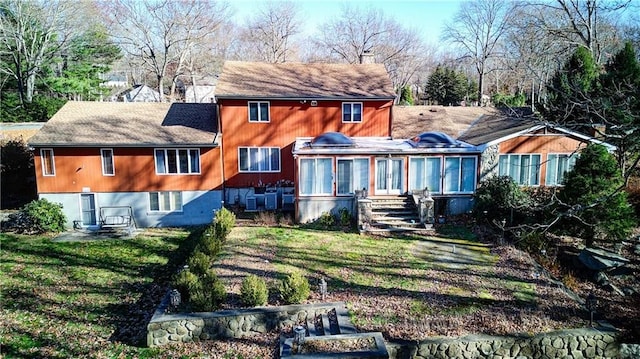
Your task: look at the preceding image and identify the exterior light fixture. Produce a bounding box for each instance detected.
[169,289,181,311]
[319,278,328,300]
[586,293,597,327]
[293,325,306,345]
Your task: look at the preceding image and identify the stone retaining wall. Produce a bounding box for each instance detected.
[387,327,621,359]
[147,292,344,347]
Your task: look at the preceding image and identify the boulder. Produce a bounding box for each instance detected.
[578,247,629,271]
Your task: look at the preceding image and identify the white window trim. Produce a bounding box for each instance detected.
[408,156,443,194]
[101,148,115,176]
[238,147,281,173]
[341,102,363,123]
[499,153,542,187]
[336,157,370,196]
[154,148,201,175]
[443,156,477,194]
[248,101,270,123]
[546,153,578,186]
[299,157,334,197]
[40,148,55,176]
[148,191,183,213]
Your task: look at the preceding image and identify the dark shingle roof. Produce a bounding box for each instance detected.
[215,61,396,100]
[457,109,538,146]
[29,101,218,147]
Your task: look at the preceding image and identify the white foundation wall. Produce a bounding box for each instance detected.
[40,190,223,228]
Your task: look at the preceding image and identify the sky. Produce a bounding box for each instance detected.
[230,0,463,45]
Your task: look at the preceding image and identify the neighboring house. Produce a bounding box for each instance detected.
[458,110,616,187]
[29,61,614,228]
[116,84,162,102]
[28,101,222,228]
[184,85,216,103]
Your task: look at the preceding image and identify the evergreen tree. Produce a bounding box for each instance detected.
[538,46,599,128]
[424,65,470,105]
[47,26,122,101]
[596,42,640,178]
[559,144,635,246]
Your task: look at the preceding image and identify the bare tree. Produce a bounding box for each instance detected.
[100,0,229,102]
[314,4,429,101]
[237,1,301,63]
[443,0,514,105]
[523,0,631,64]
[0,0,78,104]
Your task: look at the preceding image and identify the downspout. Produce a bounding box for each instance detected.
[216,101,226,209]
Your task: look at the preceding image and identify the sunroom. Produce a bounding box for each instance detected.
[292,132,481,223]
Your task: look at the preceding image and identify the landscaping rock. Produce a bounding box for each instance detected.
[578,247,629,271]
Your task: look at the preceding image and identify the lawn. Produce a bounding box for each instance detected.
[0,228,197,358]
[216,226,585,340]
[1,225,587,358]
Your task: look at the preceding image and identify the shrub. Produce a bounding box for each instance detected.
[255,211,277,226]
[473,176,530,226]
[187,251,211,276]
[7,198,66,234]
[240,275,269,307]
[279,271,310,304]
[338,207,352,227]
[198,225,223,257]
[173,269,200,302]
[190,269,227,311]
[318,211,335,229]
[213,207,236,241]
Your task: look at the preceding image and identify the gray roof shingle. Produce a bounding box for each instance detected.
[457,109,538,146]
[29,101,219,147]
[215,61,396,100]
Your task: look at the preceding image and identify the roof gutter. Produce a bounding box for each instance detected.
[215,95,396,101]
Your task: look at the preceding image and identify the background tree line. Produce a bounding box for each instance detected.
[1,0,638,120]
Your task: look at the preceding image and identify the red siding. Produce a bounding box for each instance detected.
[34,147,223,193]
[499,131,589,186]
[219,99,393,187]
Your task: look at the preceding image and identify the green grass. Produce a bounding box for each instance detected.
[0,228,194,358]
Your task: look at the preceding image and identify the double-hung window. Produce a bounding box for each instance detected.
[101,149,114,176]
[248,101,270,122]
[443,157,476,193]
[238,147,280,172]
[498,154,541,186]
[41,149,55,176]
[149,191,182,212]
[155,149,200,175]
[300,158,332,195]
[409,157,442,194]
[342,102,362,123]
[337,158,369,195]
[546,153,578,186]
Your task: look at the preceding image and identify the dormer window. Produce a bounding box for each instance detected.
[342,102,362,123]
[248,101,270,122]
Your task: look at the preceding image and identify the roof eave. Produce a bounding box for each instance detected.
[28,142,220,148]
[215,95,396,101]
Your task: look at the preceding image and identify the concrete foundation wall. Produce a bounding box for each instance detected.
[297,197,354,223]
[40,190,222,228]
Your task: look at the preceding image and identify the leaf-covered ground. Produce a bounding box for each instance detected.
[3,225,634,359]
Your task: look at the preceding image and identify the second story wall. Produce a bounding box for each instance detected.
[219,99,393,187]
[34,147,223,193]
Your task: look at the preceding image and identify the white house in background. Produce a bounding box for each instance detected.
[118,85,161,102]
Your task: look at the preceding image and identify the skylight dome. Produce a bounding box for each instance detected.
[411,131,459,147]
[310,132,354,147]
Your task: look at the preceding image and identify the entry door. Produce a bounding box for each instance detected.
[80,194,97,226]
[375,158,403,195]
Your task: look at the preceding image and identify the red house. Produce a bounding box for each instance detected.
[29,61,613,230]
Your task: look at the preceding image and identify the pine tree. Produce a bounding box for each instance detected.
[559,144,635,246]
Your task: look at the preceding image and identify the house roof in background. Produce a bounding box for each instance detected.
[29,101,219,147]
[0,122,45,142]
[392,106,499,140]
[215,61,396,100]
